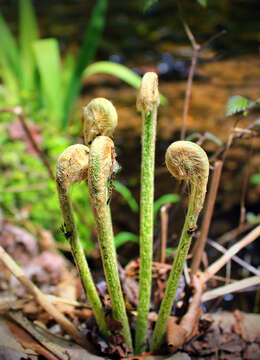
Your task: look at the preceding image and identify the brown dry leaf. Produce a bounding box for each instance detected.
[244,343,260,360]
[6,311,101,360]
[234,310,260,342]
[166,276,202,352]
[210,310,260,343]
[211,311,237,334]
[0,222,38,265]
[184,319,221,356]
[7,320,58,360]
[107,333,131,358]
[179,276,202,341]
[195,311,260,359]
[219,332,243,353]
[122,274,139,308]
[106,314,123,332]
[0,315,37,359]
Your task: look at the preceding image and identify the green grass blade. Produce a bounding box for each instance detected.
[0,13,22,82]
[113,180,139,213]
[0,55,20,104]
[114,232,139,248]
[33,39,63,123]
[19,0,39,92]
[153,193,179,220]
[63,0,107,128]
[84,61,167,105]
[62,52,76,94]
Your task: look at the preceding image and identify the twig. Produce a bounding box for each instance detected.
[158,203,171,263]
[225,258,231,285]
[202,275,260,302]
[210,274,235,283]
[202,225,260,282]
[181,51,198,140]
[191,160,223,276]
[207,238,260,276]
[0,245,94,351]
[177,2,226,140]
[0,298,31,312]
[46,294,91,308]
[210,118,260,162]
[217,222,255,245]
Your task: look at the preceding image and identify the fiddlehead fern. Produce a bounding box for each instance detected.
[150,140,209,351]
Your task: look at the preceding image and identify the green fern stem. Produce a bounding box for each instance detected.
[150,184,201,350]
[150,141,209,351]
[56,145,109,340]
[88,136,133,352]
[135,72,159,354]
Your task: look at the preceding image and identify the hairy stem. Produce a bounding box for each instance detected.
[150,141,209,351]
[56,145,108,339]
[135,72,160,354]
[88,136,133,352]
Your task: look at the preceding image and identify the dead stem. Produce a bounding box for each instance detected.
[210,119,259,162]
[158,203,171,263]
[217,223,255,245]
[202,275,260,302]
[207,238,260,276]
[177,2,226,140]
[202,225,260,283]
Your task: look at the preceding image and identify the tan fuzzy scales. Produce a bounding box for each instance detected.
[166,140,209,184]
[83,98,118,145]
[56,144,89,186]
[136,72,160,113]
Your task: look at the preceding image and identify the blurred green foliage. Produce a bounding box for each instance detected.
[153,194,179,220]
[0,0,156,253]
[0,0,149,128]
[0,0,169,254]
[0,116,96,251]
[0,0,107,126]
